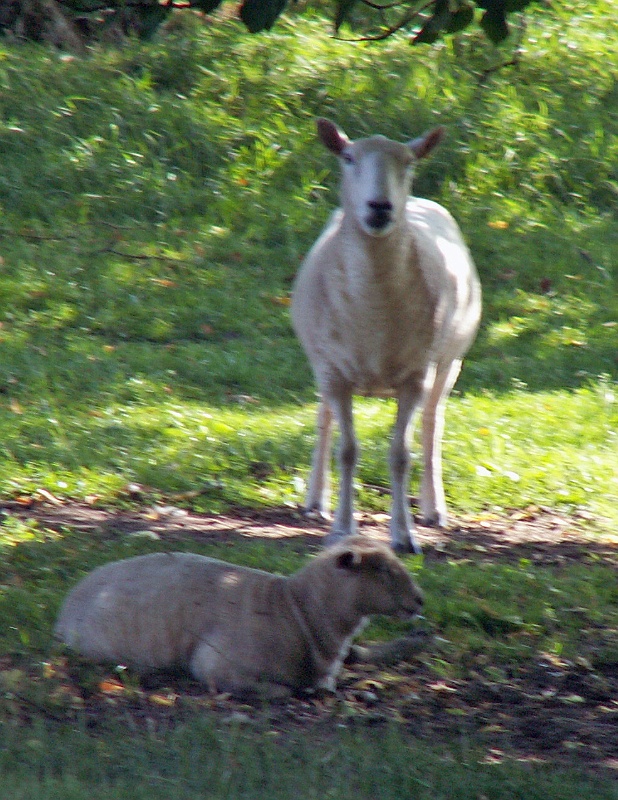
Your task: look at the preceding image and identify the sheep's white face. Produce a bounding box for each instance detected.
[316,119,444,238]
[339,137,415,237]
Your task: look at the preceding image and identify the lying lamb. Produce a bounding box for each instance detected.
[54,536,423,700]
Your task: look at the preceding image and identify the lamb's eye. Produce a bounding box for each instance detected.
[342,152,355,165]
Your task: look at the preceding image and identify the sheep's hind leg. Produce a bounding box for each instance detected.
[325,386,357,545]
[390,377,426,554]
[420,359,462,527]
[304,400,333,520]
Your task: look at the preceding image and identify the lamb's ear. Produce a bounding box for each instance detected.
[317,118,351,156]
[335,549,362,570]
[358,551,390,573]
[407,126,445,160]
[336,549,389,572]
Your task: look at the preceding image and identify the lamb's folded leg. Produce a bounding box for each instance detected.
[345,631,431,667]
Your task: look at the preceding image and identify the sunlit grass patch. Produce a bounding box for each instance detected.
[0,5,616,524]
[0,382,615,526]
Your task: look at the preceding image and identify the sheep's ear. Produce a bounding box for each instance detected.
[335,549,362,570]
[407,126,445,160]
[317,118,350,156]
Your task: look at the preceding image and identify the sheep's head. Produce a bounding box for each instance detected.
[317,118,444,238]
[331,536,423,619]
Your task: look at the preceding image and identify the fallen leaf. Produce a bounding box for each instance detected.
[482,748,505,764]
[42,661,56,679]
[150,278,177,288]
[36,488,63,506]
[352,679,386,692]
[427,682,458,694]
[149,692,177,707]
[267,295,291,306]
[561,694,585,704]
[99,678,125,695]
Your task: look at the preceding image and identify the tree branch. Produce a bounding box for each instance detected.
[336,0,434,43]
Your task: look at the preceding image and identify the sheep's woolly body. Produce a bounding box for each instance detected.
[55,537,423,700]
[299,198,474,393]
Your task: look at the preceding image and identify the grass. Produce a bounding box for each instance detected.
[0,3,616,527]
[1,515,617,797]
[0,0,617,796]
[2,719,617,800]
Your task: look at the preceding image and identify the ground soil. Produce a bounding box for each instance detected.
[5,500,618,773]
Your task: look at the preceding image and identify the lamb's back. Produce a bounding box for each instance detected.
[54,553,276,671]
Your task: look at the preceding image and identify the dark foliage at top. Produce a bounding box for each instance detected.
[1,0,536,49]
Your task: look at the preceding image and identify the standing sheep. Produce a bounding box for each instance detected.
[54,537,423,701]
[291,119,482,553]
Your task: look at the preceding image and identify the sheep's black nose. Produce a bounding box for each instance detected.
[366,200,393,230]
[368,200,393,212]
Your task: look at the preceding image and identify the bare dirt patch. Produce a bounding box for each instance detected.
[4,500,618,773]
[5,497,616,564]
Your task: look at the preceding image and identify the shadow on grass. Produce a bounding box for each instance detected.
[1,501,618,778]
[2,500,616,577]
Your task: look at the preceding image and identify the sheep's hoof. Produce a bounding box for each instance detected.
[303,506,332,524]
[421,511,448,529]
[392,538,422,556]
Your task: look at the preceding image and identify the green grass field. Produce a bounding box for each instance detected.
[0,0,617,796]
[0,2,616,525]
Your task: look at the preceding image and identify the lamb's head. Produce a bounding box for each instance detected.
[329,536,423,620]
[317,118,444,238]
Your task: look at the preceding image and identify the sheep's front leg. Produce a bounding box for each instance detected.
[325,386,357,544]
[305,399,334,519]
[390,377,426,554]
[420,359,462,527]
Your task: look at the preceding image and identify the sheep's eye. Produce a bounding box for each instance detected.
[342,152,355,165]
